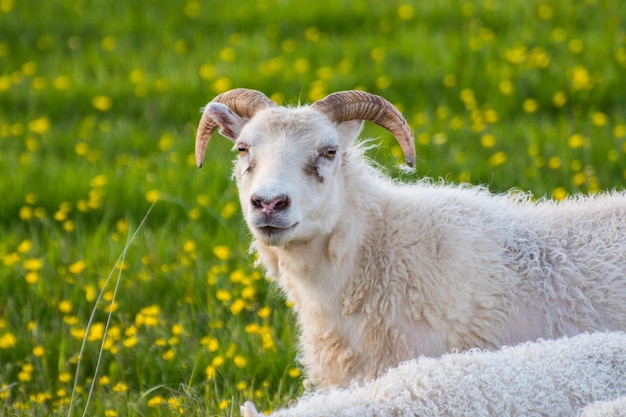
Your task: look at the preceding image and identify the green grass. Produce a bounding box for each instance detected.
[0,0,625,415]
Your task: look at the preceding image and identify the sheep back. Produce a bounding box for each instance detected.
[242,332,626,417]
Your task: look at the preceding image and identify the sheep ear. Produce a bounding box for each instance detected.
[204,102,248,141]
[336,120,364,145]
[240,401,260,417]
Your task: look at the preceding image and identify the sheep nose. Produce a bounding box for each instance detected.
[251,194,290,214]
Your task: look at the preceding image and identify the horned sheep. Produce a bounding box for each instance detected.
[240,332,626,417]
[195,88,626,388]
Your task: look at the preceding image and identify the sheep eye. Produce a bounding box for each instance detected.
[236,144,249,155]
[321,147,338,160]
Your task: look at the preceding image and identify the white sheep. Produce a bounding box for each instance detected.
[239,332,626,417]
[579,396,626,417]
[195,88,626,388]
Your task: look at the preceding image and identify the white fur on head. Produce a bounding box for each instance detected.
[221,106,364,247]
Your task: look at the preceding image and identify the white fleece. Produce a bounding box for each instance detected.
[242,333,626,417]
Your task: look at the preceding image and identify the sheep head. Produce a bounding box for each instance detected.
[196,89,415,246]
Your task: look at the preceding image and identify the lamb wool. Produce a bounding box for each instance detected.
[579,396,626,417]
[242,333,626,417]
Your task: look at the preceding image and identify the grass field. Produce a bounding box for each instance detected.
[1,0,625,415]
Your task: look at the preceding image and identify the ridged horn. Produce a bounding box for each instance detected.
[311,91,415,167]
[195,88,276,168]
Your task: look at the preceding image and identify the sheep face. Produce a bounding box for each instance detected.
[200,89,415,246]
[212,104,363,246]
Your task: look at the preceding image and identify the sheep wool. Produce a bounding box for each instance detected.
[196,89,626,388]
[579,396,626,417]
[242,333,626,417]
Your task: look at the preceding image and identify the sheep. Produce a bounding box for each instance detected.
[195,88,626,388]
[579,396,626,417]
[239,332,626,417]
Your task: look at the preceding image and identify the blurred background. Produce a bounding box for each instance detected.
[0,0,624,415]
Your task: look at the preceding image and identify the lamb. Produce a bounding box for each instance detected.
[579,396,626,417]
[195,88,626,388]
[239,332,626,417]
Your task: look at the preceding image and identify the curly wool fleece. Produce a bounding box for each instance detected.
[242,332,626,417]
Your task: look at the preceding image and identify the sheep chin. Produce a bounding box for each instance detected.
[252,223,299,246]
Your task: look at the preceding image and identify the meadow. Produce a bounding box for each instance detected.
[0,0,625,415]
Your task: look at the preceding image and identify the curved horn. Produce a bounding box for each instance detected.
[195,88,276,168]
[311,91,415,167]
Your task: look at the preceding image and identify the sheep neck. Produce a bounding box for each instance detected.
[251,162,397,386]
[263,212,366,317]
[254,159,379,317]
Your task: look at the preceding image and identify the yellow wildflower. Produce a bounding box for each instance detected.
[198,64,214,80]
[548,156,561,170]
[28,117,50,134]
[552,91,567,107]
[32,345,45,357]
[480,134,496,148]
[570,66,593,90]
[18,370,31,382]
[19,206,33,221]
[241,286,256,299]
[68,259,86,275]
[58,372,72,383]
[145,189,160,203]
[58,300,72,313]
[522,98,538,113]
[122,336,137,348]
[489,151,508,167]
[212,76,231,93]
[216,289,231,302]
[205,365,216,380]
[592,112,608,127]
[0,332,16,349]
[17,239,32,253]
[397,4,414,20]
[53,75,70,90]
[220,201,238,218]
[230,299,246,315]
[204,337,218,353]
[101,36,116,51]
[92,95,112,111]
[147,396,164,407]
[23,258,43,271]
[30,392,52,403]
[25,272,39,284]
[162,349,175,360]
[87,322,104,342]
[3,252,20,267]
[213,245,230,260]
[84,284,97,302]
[233,355,247,368]
[568,134,585,149]
[553,187,568,201]
[172,323,183,335]
[257,306,272,319]
[212,355,225,367]
[113,382,128,392]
